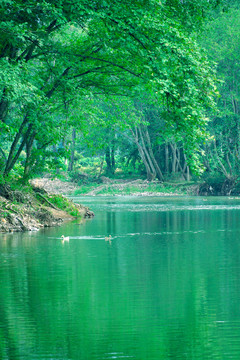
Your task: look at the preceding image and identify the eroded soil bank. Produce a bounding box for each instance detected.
[0,183,94,233]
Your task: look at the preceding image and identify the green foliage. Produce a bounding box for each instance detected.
[74,184,98,195]
[68,170,92,184]
[48,194,82,217]
[0,173,5,186]
[0,0,222,181]
[200,6,240,180]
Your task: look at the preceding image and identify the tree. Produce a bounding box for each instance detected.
[0,0,218,179]
[200,6,240,186]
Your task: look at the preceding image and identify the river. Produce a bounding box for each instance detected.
[1,195,240,359]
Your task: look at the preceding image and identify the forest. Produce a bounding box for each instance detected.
[0,0,239,195]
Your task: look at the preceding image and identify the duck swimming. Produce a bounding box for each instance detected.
[61,235,70,242]
[105,235,112,243]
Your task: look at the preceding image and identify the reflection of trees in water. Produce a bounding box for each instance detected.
[1,205,240,358]
[106,211,116,237]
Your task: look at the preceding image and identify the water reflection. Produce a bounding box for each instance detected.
[1,196,240,359]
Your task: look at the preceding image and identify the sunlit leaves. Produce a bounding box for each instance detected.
[0,0,221,177]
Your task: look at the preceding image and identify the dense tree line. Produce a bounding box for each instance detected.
[1,0,239,192]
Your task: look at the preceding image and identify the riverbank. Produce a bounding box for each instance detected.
[2,176,235,233]
[0,183,94,233]
[82,179,200,196]
[30,176,240,197]
[31,177,200,196]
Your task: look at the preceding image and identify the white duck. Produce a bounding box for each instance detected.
[61,235,70,242]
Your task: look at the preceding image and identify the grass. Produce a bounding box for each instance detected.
[73,181,198,196]
[47,194,83,217]
[74,184,98,195]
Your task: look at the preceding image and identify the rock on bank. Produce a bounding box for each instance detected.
[0,184,94,233]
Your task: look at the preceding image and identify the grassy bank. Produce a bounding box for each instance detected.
[0,183,93,233]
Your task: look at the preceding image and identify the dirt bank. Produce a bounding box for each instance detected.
[30,178,78,194]
[31,177,201,196]
[0,183,94,233]
[31,175,240,197]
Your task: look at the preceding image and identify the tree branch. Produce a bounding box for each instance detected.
[46,67,71,98]
[72,65,111,79]
[83,56,142,77]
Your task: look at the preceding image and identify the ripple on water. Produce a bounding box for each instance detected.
[102,353,134,359]
[78,203,240,213]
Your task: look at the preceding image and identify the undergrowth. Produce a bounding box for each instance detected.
[47,194,82,216]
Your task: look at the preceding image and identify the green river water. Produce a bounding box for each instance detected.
[1,195,240,359]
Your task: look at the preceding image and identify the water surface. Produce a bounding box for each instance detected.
[1,196,240,359]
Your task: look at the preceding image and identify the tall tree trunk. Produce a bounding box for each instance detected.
[170,143,189,181]
[176,147,181,173]
[212,140,231,178]
[186,165,190,181]
[111,144,115,171]
[68,128,76,172]
[136,142,154,180]
[105,139,116,176]
[171,143,177,173]
[4,115,29,175]
[143,125,164,181]
[130,127,155,181]
[98,157,104,178]
[105,146,114,175]
[138,126,156,180]
[183,154,190,181]
[23,131,36,179]
[165,144,169,175]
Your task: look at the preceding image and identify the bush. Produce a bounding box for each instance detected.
[48,194,83,217]
[69,170,89,183]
